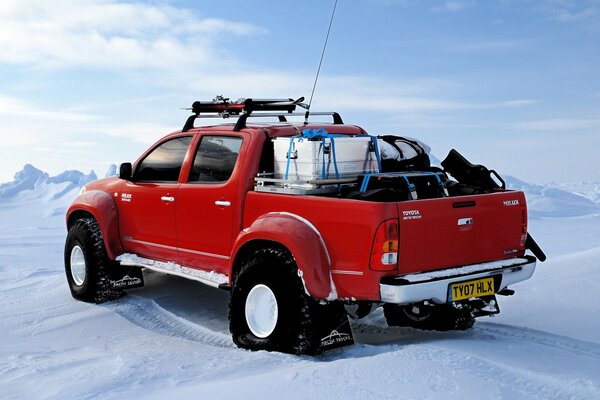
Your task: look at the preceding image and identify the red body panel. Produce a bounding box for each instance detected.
[66,182,123,260]
[176,131,251,274]
[118,181,180,261]
[232,213,333,299]
[66,122,531,302]
[396,192,527,274]
[241,192,397,300]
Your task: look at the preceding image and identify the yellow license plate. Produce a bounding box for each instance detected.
[449,277,495,301]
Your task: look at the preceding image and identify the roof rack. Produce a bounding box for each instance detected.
[181,95,344,132]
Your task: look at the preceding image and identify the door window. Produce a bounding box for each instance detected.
[136,136,192,182]
[189,136,243,182]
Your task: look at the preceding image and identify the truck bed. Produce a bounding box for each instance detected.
[243,188,528,300]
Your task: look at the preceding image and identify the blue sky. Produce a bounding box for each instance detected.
[0,0,598,184]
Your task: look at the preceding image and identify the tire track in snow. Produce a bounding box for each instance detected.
[413,344,599,400]
[350,318,600,360]
[104,296,234,349]
[348,319,600,399]
[475,322,600,359]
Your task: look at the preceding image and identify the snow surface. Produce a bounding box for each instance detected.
[1,165,600,399]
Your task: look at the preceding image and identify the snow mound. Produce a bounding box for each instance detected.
[0,164,49,197]
[0,165,97,202]
[549,181,600,204]
[105,164,118,178]
[48,170,98,186]
[505,176,600,218]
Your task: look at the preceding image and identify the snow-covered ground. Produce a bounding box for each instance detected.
[1,165,600,399]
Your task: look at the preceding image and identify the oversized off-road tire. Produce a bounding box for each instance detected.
[383,302,475,331]
[229,248,321,355]
[64,218,125,303]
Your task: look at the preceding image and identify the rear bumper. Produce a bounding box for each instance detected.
[380,256,537,305]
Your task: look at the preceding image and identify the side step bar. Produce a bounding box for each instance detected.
[116,253,229,289]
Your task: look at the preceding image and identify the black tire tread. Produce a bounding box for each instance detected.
[64,218,124,303]
[229,247,320,355]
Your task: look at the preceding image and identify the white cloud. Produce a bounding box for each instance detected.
[500,99,538,107]
[0,95,98,122]
[0,0,265,70]
[103,122,181,144]
[514,118,600,131]
[447,39,537,52]
[536,0,600,31]
[431,1,472,13]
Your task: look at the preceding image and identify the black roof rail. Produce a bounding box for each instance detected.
[181,95,344,132]
[233,111,343,131]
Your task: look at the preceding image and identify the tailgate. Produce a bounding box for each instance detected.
[396,191,527,274]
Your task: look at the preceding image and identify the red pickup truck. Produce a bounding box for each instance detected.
[64,98,544,355]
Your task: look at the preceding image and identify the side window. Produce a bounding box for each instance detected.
[136,136,192,182]
[189,136,243,183]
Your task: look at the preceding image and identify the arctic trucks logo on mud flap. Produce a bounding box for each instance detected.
[320,330,353,347]
[402,210,422,220]
[110,275,142,289]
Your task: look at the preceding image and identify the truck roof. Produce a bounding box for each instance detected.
[178,121,369,138]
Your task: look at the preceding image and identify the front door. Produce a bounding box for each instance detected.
[176,134,245,274]
[119,136,192,262]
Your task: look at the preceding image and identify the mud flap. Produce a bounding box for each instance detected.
[108,265,144,289]
[314,301,354,352]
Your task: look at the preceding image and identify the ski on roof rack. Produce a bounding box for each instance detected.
[181,95,343,132]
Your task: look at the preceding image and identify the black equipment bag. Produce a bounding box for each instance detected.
[378,135,431,172]
[441,149,505,191]
[347,188,408,202]
[355,172,448,201]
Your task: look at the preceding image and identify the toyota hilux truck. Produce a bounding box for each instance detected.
[64,97,545,355]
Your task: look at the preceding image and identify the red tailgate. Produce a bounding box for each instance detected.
[396,191,527,274]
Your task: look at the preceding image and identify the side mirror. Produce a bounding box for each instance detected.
[118,163,133,181]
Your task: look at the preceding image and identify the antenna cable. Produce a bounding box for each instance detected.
[305,0,338,124]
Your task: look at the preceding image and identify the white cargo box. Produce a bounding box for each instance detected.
[273,136,380,181]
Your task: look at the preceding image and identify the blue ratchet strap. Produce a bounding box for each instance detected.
[302,127,329,139]
[402,176,416,200]
[330,137,340,180]
[423,171,448,194]
[284,137,295,180]
[359,175,370,192]
[321,138,327,179]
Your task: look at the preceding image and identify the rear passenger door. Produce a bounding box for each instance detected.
[176,134,245,274]
[119,135,192,262]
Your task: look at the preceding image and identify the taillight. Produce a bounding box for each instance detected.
[370,219,399,271]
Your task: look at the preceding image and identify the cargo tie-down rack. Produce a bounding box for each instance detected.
[181,96,343,132]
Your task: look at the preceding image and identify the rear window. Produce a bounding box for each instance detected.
[189,136,243,183]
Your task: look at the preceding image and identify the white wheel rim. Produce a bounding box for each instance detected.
[245,284,278,338]
[70,245,86,286]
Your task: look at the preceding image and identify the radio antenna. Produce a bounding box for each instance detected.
[305,0,338,124]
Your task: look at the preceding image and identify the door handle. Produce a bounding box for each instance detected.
[458,217,473,226]
[215,200,231,207]
[161,196,175,203]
